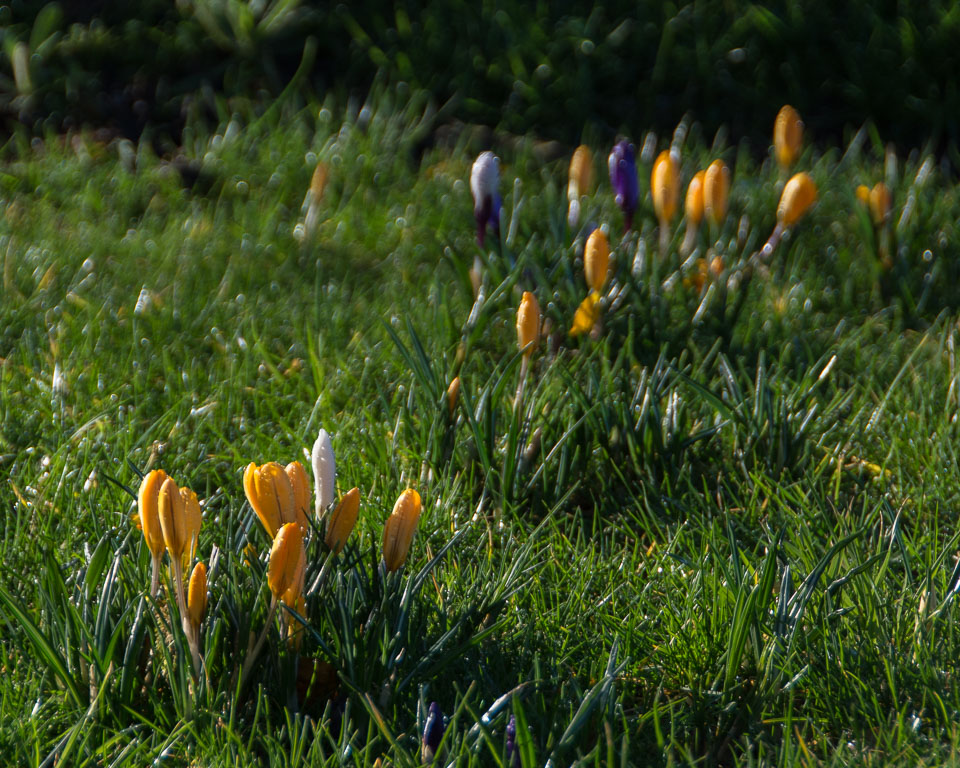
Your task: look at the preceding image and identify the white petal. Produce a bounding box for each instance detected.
[470,152,500,206]
[311,428,336,516]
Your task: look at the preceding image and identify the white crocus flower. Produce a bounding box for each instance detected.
[311,428,336,517]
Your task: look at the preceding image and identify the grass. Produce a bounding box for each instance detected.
[3,88,960,765]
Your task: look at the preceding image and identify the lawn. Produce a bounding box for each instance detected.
[3,89,960,766]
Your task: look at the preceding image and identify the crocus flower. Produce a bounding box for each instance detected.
[869,182,891,225]
[774,105,803,170]
[608,141,638,229]
[138,469,168,596]
[325,487,360,554]
[569,292,600,338]
[187,561,207,631]
[382,489,422,572]
[422,701,445,764]
[516,291,541,359]
[567,145,593,228]
[244,462,297,538]
[268,522,306,603]
[506,714,520,768]
[652,150,680,253]
[681,170,705,256]
[471,151,501,247]
[584,228,610,294]
[312,428,336,517]
[446,377,460,417]
[285,461,311,532]
[704,159,730,226]
[180,485,202,564]
[778,172,817,227]
[855,185,870,205]
[159,476,189,564]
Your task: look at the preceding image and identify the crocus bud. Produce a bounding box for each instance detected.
[685,171,705,226]
[584,228,610,294]
[567,145,593,228]
[180,485,202,561]
[446,377,460,417]
[138,469,168,559]
[651,150,679,226]
[268,522,306,602]
[311,428,336,517]
[471,152,501,247]
[382,489,422,572]
[774,105,803,169]
[704,160,730,225]
[158,476,188,562]
[285,461,311,532]
[608,140,639,229]
[309,162,327,203]
[187,561,207,630]
[855,185,870,205]
[869,182,891,225]
[516,291,541,359]
[569,292,600,338]
[777,172,817,228]
[422,701,444,764]
[506,714,520,768]
[244,462,297,538]
[325,487,360,554]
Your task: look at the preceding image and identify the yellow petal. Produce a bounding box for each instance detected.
[325,487,360,555]
[268,522,304,601]
[685,171,705,226]
[651,151,679,225]
[446,377,460,417]
[517,292,541,359]
[774,105,803,168]
[584,229,610,294]
[138,469,168,558]
[568,145,593,200]
[569,292,601,338]
[869,182,891,226]
[704,160,730,225]
[158,476,187,562]
[382,489,422,572]
[187,561,207,629]
[778,172,817,227]
[285,461,311,533]
[180,485,202,563]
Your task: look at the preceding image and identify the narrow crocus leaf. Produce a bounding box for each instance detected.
[607,140,638,228]
[311,428,336,517]
[471,151,501,247]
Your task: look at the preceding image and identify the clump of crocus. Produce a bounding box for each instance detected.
[471,151,501,248]
[422,701,445,764]
[312,428,336,517]
[608,140,639,229]
[680,170,705,256]
[567,145,593,228]
[761,171,817,258]
[651,150,680,254]
[325,487,360,554]
[244,461,302,538]
[704,159,730,226]
[382,489,422,572]
[774,105,803,170]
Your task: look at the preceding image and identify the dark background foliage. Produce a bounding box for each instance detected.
[2,0,959,154]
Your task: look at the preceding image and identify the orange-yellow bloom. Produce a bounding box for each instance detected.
[243,461,297,538]
[685,171,705,226]
[855,185,870,205]
[569,292,601,338]
[777,172,817,227]
[869,182,891,225]
[159,476,189,562]
[268,522,306,603]
[704,160,730,225]
[517,292,540,359]
[180,485,202,562]
[285,461,311,533]
[446,377,460,417]
[382,489,422,572]
[138,469,168,559]
[584,228,610,294]
[325,487,360,554]
[187,561,207,629]
[568,145,593,200]
[651,151,679,225]
[774,105,803,169]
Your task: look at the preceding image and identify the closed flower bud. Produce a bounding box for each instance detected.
[568,145,593,201]
[471,152,501,247]
[608,140,639,229]
[325,487,360,554]
[869,182,891,225]
[285,461,311,532]
[777,172,817,227]
[187,561,207,629]
[704,160,730,225]
[774,105,803,169]
[244,462,296,538]
[855,185,870,205]
[569,291,601,338]
[310,162,328,203]
[422,701,445,764]
[158,476,188,562]
[268,522,306,602]
[382,489,422,572]
[506,714,520,768]
[138,469,168,559]
[180,485,202,561]
[312,428,336,517]
[685,171,705,226]
[584,228,610,294]
[517,291,541,359]
[446,377,460,417]
[651,150,679,225]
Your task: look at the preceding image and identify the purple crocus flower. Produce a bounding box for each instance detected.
[422,701,444,764]
[505,714,520,767]
[608,140,639,229]
[471,151,502,247]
